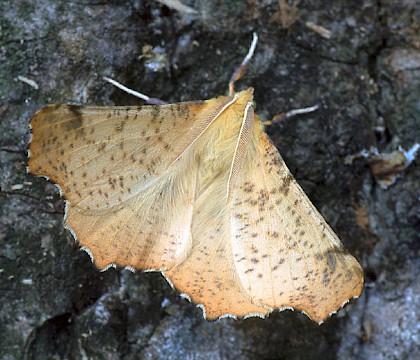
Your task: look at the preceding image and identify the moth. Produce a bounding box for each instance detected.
[28,34,363,323]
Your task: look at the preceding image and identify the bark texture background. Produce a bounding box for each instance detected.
[0,0,419,359]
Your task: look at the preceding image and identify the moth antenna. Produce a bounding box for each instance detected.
[229,32,258,96]
[156,0,197,14]
[17,75,39,90]
[263,104,319,125]
[103,76,167,105]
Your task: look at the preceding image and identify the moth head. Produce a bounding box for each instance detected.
[235,87,254,108]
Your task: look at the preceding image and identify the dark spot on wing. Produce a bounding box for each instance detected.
[65,105,84,131]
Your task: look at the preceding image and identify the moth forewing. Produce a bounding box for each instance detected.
[228,128,364,323]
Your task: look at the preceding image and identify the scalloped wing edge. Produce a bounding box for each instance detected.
[63,192,360,324]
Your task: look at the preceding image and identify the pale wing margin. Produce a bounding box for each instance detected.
[29,97,232,213]
[229,129,364,323]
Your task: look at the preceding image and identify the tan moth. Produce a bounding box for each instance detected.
[28,34,363,323]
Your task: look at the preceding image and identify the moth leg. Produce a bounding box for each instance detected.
[103,76,167,105]
[228,33,259,96]
[262,104,319,126]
